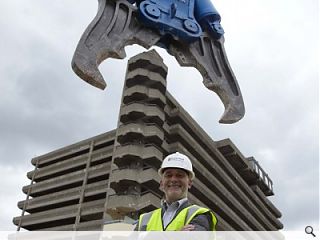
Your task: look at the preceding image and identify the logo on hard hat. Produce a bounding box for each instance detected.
[168,157,184,162]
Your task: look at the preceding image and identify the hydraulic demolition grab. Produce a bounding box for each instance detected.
[72,0,245,123]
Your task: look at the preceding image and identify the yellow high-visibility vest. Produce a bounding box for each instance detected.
[138,205,217,231]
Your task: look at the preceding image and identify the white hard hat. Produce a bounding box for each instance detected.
[158,152,195,179]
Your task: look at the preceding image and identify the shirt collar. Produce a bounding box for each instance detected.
[162,198,188,210]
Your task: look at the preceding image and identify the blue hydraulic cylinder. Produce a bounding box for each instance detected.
[194,0,224,39]
[126,0,224,41]
[137,0,202,42]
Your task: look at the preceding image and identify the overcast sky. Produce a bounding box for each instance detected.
[0,0,318,232]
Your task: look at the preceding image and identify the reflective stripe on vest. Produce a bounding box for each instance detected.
[138,205,217,231]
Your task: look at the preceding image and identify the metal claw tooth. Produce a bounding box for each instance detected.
[72,52,107,90]
[219,104,245,124]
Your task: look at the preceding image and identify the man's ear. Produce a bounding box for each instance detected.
[159,179,164,191]
[188,179,193,189]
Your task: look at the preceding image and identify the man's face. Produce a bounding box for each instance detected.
[160,168,192,203]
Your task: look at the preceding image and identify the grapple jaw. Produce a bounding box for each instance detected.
[72,0,245,124]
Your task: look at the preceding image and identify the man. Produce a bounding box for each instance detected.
[136,152,217,231]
